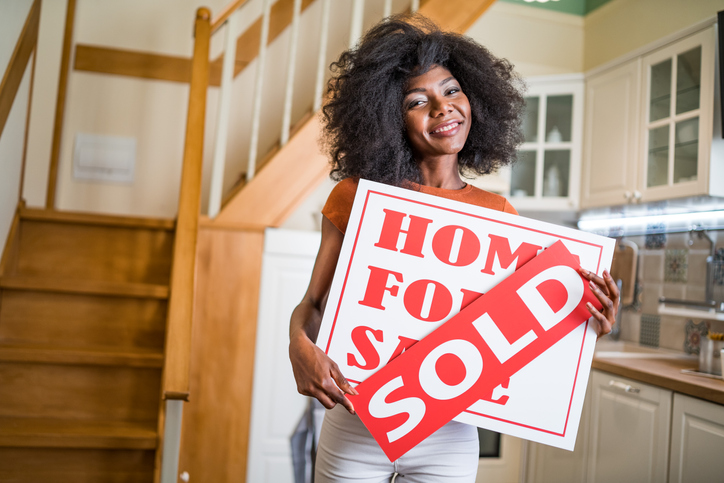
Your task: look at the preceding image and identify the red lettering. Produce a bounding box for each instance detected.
[359,266,404,310]
[431,225,480,266]
[348,326,384,370]
[481,234,542,275]
[403,279,453,322]
[388,336,418,363]
[374,209,433,258]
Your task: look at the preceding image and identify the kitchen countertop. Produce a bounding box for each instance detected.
[592,341,724,405]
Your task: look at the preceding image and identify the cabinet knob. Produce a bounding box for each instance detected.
[623,191,632,201]
[633,191,642,201]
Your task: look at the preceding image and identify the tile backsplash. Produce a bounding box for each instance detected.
[616,231,724,353]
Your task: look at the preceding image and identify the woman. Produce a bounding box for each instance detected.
[289,15,618,482]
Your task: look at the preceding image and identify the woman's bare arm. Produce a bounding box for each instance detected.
[289,216,358,413]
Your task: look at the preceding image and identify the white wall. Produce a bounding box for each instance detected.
[585,0,724,71]
[0,0,34,248]
[467,1,584,77]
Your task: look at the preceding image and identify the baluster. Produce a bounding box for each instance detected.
[349,0,365,49]
[281,0,303,146]
[313,0,331,112]
[383,0,392,18]
[208,10,240,218]
[247,0,272,181]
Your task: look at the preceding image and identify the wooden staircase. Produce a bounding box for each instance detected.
[0,206,174,481]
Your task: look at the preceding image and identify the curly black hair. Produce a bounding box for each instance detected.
[322,14,525,187]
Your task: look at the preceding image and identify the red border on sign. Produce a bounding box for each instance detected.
[325,189,605,438]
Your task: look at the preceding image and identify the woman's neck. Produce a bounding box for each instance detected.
[418,155,465,189]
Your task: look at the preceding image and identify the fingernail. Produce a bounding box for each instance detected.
[589,281,596,290]
[603,270,610,278]
[586,302,594,309]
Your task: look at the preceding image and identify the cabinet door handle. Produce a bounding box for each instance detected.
[608,380,640,394]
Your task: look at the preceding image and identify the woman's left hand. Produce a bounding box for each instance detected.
[580,269,620,338]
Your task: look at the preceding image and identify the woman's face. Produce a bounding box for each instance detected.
[402,65,472,162]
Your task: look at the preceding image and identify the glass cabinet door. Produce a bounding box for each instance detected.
[510,77,581,210]
[644,36,707,191]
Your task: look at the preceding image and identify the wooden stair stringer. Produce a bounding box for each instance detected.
[419,0,498,34]
[213,113,329,228]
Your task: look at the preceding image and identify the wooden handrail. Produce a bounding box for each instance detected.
[162,7,212,401]
[0,0,40,139]
[210,0,252,32]
[46,0,77,209]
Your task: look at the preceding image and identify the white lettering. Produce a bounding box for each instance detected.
[419,340,483,400]
[473,312,537,363]
[368,376,426,443]
[516,265,584,331]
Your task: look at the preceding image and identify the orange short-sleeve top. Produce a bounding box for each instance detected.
[322,178,518,234]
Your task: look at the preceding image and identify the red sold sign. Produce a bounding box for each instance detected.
[349,241,602,462]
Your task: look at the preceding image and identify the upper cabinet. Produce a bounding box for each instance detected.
[581,24,723,209]
[509,75,584,211]
[580,59,641,208]
[640,28,716,202]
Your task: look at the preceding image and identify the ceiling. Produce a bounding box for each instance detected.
[499,0,615,16]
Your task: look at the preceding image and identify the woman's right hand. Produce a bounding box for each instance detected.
[289,329,358,413]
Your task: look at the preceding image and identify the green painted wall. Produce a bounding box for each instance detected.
[498,0,615,16]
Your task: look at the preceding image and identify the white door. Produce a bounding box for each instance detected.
[247,228,321,483]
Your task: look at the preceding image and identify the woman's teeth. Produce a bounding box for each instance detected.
[432,123,458,133]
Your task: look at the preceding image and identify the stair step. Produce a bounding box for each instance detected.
[0,360,161,421]
[0,417,157,449]
[20,207,175,230]
[0,290,166,351]
[10,216,174,285]
[0,343,163,368]
[0,275,169,299]
[0,447,155,483]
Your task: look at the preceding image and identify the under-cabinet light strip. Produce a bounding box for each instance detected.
[577,210,724,231]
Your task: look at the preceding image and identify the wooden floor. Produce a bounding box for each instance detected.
[0,207,174,481]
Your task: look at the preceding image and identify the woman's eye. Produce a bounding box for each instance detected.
[446,87,460,95]
[407,99,425,109]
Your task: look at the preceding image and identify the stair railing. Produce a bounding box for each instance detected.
[204,0,420,219]
[160,8,211,483]
[0,0,41,207]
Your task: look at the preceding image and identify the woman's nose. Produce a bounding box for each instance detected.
[430,97,453,116]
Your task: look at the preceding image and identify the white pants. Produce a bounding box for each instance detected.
[315,405,479,482]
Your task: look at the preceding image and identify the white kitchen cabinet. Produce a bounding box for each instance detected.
[580,22,723,209]
[586,370,672,483]
[506,74,584,211]
[669,393,724,483]
[638,27,721,203]
[580,59,641,209]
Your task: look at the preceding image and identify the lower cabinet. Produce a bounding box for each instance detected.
[669,393,724,483]
[587,371,672,482]
[526,370,724,482]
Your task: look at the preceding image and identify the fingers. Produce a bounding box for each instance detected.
[580,268,617,338]
[586,301,613,338]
